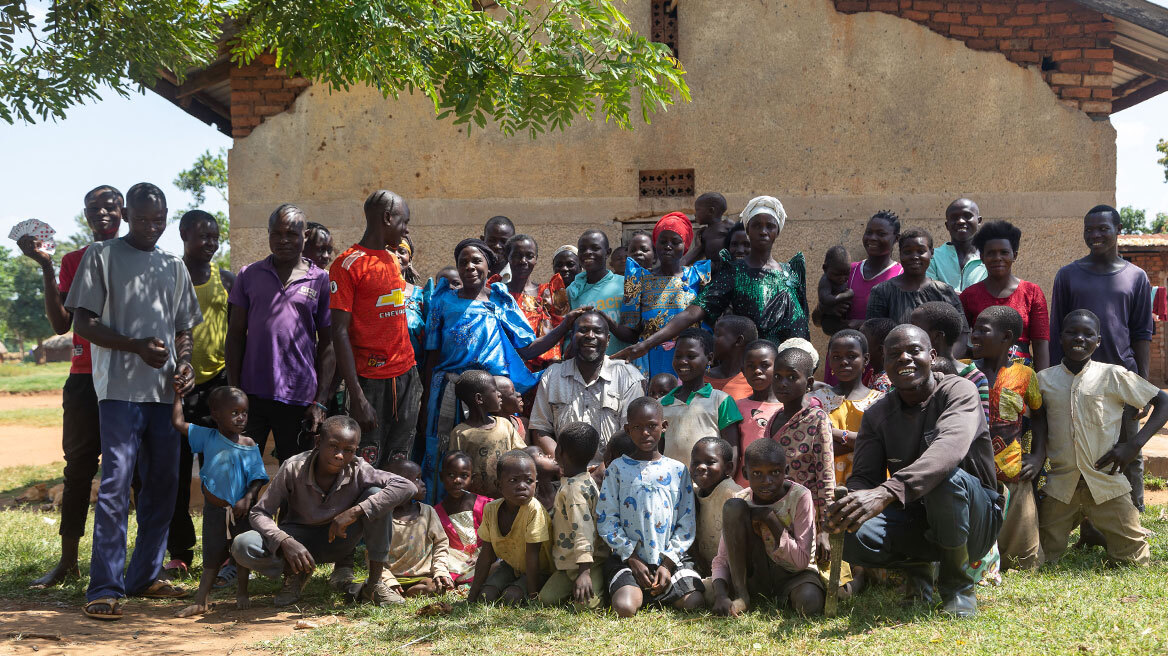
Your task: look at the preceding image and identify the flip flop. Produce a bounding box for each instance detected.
[83,597,124,621]
[213,563,237,589]
[140,579,189,599]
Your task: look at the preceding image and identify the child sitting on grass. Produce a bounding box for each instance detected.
[690,437,742,577]
[598,397,704,618]
[970,306,1047,571]
[171,386,268,618]
[468,450,553,605]
[860,318,896,393]
[660,328,743,465]
[539,423,608,609]
[812,245,855,336]
[524,445,561,510]
[647,372,680,400]
[767,348,835,565]
[735,339,783,486]
[1036,310,1168,566]
[450,370,526,498]
[705,315,757,400]
[435,451,491,586]
[711,439,824,617]
[494,375,527,440]
[383,458,454,597]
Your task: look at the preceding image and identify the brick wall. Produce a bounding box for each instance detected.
[1121,248,1168,385]
[229,54,311,138]
[833,1,1115,117]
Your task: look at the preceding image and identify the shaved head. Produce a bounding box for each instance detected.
[886,323,931,351]
[946,198,980,216]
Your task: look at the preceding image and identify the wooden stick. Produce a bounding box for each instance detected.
[824,486,849,618]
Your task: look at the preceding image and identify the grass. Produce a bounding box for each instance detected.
[1146,476,1166,492]
[0,460,1165,656]
[0,361,70,393]
[0,406,63,427]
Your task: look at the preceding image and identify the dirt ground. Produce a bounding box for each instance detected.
[0,599,338,656]
[0,392,67,469]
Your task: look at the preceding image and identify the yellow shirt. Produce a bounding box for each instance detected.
[191,269,229,384]
[477,497,552,575]
[1037,360,1159,505]
[449,419,526,498]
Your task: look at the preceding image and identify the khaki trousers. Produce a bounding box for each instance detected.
[1039,480,1150,566]
[999,481,1043,570]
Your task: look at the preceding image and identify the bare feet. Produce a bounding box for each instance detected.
[235,595,251,610]
[174,603,209,618]
[30,560,81,589]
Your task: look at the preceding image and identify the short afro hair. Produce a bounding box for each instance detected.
[696,192,727,216]
[715,315,758,343]
[321,415,360,440]
[868,210,901,237]
[207,386,247,412]
[627,395,664,422]
[485,215,515,233]
[744,338,778,359]
[1085,204,1121,230]
[899,227,934,251]
[504,233,538,259]
[604,429,635,465]
[677,327,714,357]
[776,347,816,378]
[910,301,964,346]
[861,318,897,348]
[1064,308,1101,332]
[972,220,1022,255]
[829,329,868,354]
[179,209,218,236]
[85,185,123,205]
[126,182,166,210]
[496,448,535,480]
[268,203,307,232]
[455,369,496,406]
[557,422,600,468]
[692,436,733,465]
[442,450,474,472]
[744,437,787,470]
[386,456,420,479]
[977,306,1024,342]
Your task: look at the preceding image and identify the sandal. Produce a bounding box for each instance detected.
[162,559,189,580]
[140,578,189,599]
[83,597,123,621]
[213,563,237,589]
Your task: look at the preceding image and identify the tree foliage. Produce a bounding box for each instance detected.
[1158,138,1167,184]
[0,246,53,353]
[2,0,688,136]
[174,148,230,269]
[1119,206,1168,235]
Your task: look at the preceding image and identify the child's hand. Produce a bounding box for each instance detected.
[650,566,671,595]
[173,362,195,395]
[626,556,653,590]
[572,568,594,604]
[435,575,455,593]
[712,593,734,617]
[328,507,362,542]
[816,531,832,565]
[1020,452,1044,481]
[749,506,776,538]
[232,495,253,520]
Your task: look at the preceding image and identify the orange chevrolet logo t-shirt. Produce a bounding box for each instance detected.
[329,244,415,379]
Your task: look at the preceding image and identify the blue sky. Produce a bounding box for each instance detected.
[2,18,1167,257]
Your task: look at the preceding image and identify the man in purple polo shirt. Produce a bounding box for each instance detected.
[226,204,335,462]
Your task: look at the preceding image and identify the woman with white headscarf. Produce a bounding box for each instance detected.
[614,196,809,362]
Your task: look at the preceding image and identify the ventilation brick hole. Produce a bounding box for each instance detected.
[650,0,679,58]
[639,169,695,198]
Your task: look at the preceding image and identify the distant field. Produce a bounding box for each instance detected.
[0,361,69,393]
[0,406,61,427]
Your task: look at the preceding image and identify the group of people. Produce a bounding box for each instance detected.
[17,184,1161,623]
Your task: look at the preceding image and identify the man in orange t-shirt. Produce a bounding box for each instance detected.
[330,190,421,468]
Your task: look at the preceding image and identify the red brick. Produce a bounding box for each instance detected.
[1065,37,1096,47]
[982,26,1012,37]
[980,3,1012,13]
[1050,72,1081,85]
[1052,24,1083,35]
[1083,21,1113,33]
[902,9,930,19]
[1006,50,1041,63]
[1058,61,1091,72]
[232,90,261,103]
[1004,15,1036,26]
[254,104,284,115]
[947,2,978,11]
[235,115,260,128]
[284,78,312,89]
[1092,87,1112,99]
[1091,60,1114,73]
[264,90,296,103]
[965,38,996,49]
[1061,86,1091,98]
[951,24,981,36]
[230,104,252,118]
[933,12,961,22]
[966,14,998,26]
[1084,48,1112,59]
[1051,48,1081,60]
[1081,100,1111,114]
[1032,38,1064,49]
[1016,3,1047,14]
[255,53,277,66]
[912,0,943,9]
[252,78,284,90]
[870,0,898,9]
[1040,13,1071,25]
[998,38,1031,50]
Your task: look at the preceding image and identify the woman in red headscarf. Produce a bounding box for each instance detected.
[611,211,711,377]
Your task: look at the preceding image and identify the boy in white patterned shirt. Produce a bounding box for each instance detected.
[539,423,608,609]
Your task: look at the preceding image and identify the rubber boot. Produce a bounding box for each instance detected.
[938,545,978,618]
[899,561,936,607]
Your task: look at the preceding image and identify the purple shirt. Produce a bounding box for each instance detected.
[1049,260,1153,373]
[228,256,331,405]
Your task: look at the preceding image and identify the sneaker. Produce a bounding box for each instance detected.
[358,579,405,606]
[328,566,354,592]
[274,572,309,607]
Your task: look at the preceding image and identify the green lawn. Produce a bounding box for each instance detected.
[0,406,62,427]
[0,361,70,393]
[0,461,1165,656]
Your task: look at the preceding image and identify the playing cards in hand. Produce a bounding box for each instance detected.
[8,219,56,254]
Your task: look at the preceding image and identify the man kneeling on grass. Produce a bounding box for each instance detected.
[231,416,417,607]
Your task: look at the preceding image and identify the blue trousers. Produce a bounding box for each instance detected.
[843,469,1003,568]
[86,401,180,602]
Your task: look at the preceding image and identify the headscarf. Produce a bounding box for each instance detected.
[740,196,788,233]
[398,238,413,256]
[653,211,694,250]
[552,244,578,260]
[453,238,498,272]
[778,337,819,372]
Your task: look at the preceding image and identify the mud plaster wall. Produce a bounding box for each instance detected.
[228,0,1116,355]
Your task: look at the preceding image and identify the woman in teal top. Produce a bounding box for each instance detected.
[568,229,630,355]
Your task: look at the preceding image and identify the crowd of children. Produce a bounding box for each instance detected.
[15,184,1163,623]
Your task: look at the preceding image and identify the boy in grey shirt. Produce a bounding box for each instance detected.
[67,183,202,620]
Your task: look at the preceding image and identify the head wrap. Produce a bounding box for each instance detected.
[653,212,694,250]
[778,337,819,372]
[740,196,788,233]
[453,238,498,272]
[399,238,413,256]
[552,244,578,260]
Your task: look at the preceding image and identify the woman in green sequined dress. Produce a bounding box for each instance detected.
[614,196,809,365]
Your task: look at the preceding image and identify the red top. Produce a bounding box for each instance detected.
[959,279,1050,344]
[329,244,415,379]
[59,247,92,375]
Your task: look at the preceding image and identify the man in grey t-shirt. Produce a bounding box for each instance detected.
[66,183,202,620]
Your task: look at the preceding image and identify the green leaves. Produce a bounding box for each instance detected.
[1158,138,1167,184]
[2,0,688,136]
